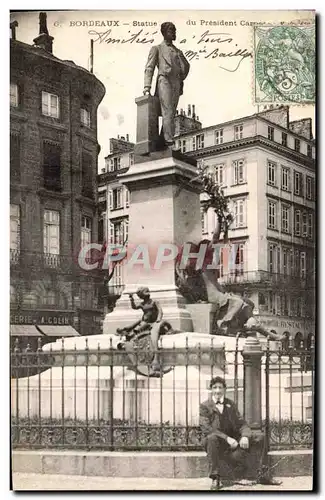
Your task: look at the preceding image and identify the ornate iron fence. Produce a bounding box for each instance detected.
[263,336,314,450]
[10,335,314,452]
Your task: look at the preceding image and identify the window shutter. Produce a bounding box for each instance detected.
[125,188,130,208]
[42,91,48,114]
[192,137,196,150]
[233,162,238,185]
[109,189,113,210]
[109,222,114,244]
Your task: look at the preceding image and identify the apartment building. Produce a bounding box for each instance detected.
[10,14,106,345]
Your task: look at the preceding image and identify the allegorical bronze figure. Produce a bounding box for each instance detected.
[116,287,176,376]
[176,222,286,342]
[143,22,190,148]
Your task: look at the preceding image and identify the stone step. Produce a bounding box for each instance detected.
[12,449,313,478]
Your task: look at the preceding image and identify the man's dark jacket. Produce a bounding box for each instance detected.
[199,397,251,442]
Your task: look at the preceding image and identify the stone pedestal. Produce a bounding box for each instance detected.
[103,150,201,334]
[134,95,160,155]
[185,303,218,334]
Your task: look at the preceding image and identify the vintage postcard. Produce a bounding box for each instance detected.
[10,9,315,492]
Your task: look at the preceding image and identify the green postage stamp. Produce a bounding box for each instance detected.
[254,24,315,104]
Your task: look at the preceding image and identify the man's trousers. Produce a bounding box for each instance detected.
[204,434,249,479]
[157,75,181,144]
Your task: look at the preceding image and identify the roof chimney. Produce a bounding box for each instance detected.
[33,12,54,53]
[192,104,196,120]
[187,104,191,117]
[126,133,129,141]
[10,20,18,40]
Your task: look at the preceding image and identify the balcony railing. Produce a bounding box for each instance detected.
[219,270,315,287]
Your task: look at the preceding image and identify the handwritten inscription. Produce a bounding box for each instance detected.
[89,28,252,72]
[88,29,158,44]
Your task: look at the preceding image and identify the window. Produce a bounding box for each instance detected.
[308,213,313,239]
[268,291,276,314]
[283,248,289,275]
[192,134,204,150]
[268,200,278,229]
[268,126,274,141]
[281,166,290,191]
[294,171,303,196]
[306,176,314,200]
[267,161,277,186]
[43,210,60,255]
[214,164,224,186]
[10,204,20,251]
[281,132,287,147]
[179,139,187,153]
[233,159,245,184]
[82,151,93,198]
[268,244,277,273]
[43,290,56,307]
[43,141,61,191]
[300,252,306,278]
[234,124,243,140]
[215,129,224,145]
[81,216,92,247]
[201,209,208,234]
[42,91,59,118]
[10,83,18,107]
[10,134,20,182]
[109,221,124,245]
[114,157,121,171]
[307,144,313,158]
[109,187,123,210]
[281,205,290,234]
[302,212,308,237]
[125,188,130,208]
[108,157,121,172]
[217,246,226,278]
[294,138,300,152]
[234,243,245,275]
[294,209,301,236]
[233,199,246,228]
[80,108,91,127]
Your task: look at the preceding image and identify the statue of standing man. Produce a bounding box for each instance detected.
[143,22,190,148]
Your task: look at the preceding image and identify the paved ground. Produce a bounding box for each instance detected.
[12,473,313,491]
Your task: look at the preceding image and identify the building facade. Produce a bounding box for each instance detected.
[98,105,316,345]
[10,17,106,346]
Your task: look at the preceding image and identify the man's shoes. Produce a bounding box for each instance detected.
[210,477,223,490]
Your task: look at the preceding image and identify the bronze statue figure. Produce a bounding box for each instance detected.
[116,287,176,376]
[176,222,286,342]
[143,22,190,148]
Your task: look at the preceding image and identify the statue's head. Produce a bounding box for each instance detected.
[161,22,176,42]
[136,286,150,299]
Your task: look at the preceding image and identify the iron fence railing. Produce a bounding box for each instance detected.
[10,336,314,452]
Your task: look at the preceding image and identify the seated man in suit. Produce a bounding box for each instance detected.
[199,376,252,490]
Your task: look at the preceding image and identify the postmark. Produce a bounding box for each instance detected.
[254,25,315,104]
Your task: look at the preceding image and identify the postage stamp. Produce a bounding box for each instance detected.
[254,25,315,104]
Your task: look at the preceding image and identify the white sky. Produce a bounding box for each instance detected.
[10,9,315,170]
